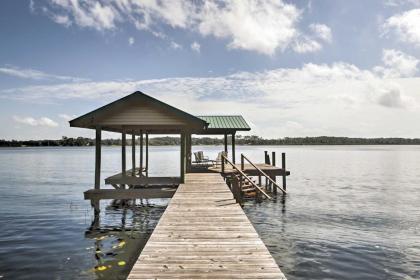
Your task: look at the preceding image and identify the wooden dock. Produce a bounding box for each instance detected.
[128,173,286,279]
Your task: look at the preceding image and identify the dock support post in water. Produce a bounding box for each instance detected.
[121,129,126,188]
[282,152,287,191]
[139,130,143,176]
[94,126,101,215]
[131,132,135,176]
[267,151,277,194]
[264,150,270,165]
[94,126,101,190]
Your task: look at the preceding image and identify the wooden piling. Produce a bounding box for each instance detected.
[264,151,270,165]
[139,131,143,175]
[121,129,126,188]
[282,152,286,191]
[131,133,135,176]
[272,151,276,166]
[271,151,277,194]
[94,126,101,190]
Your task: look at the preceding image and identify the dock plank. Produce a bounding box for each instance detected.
[128,173,286,279]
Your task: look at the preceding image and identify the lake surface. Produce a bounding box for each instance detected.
[0,145,419,279]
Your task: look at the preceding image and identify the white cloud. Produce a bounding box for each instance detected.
[374,49,419,78]
[29,0,35,13]
[190,41,200,53]
[376,84,405,108]
[128,36,135,46]
[2,57,417,106]
[39,0,331,56]
[47,0,119,31]
[170,41,182,50]
[197,0,299,55]
[385,0,420,6]
[292,37,322,53]
[4,59,420,137]
[309,23,332,42]
[13,116,59,127]
[52,14,71,27]
[58,114,76,121]
[0,65,88,82]
[383,9,420,47]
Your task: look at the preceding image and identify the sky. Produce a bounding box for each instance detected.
[1,0,420,140]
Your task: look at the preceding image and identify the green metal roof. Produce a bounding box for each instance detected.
[197,115,251,131]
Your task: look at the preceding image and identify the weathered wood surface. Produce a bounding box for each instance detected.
[128,173,286,279]
[105,169,180,186]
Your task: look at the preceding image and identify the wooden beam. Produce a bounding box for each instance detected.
[84,188,176,200]
[105,174,181,186]
[231,133,236,164]
[131,132,136,176]
[94,126,101,190]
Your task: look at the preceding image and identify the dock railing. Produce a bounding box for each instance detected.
[222,155,271,202]
[241,154,287,194]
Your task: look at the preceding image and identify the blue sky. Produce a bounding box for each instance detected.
[1,0,420,139]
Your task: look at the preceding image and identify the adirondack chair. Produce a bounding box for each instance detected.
[193,151,214,167]
[214,151,227,166]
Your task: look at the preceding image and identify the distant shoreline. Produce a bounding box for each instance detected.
[2,136,420,147]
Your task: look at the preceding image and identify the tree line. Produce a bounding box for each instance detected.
[1,135,420,147]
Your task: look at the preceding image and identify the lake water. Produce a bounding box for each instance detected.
[0,145,419,279]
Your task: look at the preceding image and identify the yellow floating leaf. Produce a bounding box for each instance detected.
[96,266,107,271]
[118,261,126,266]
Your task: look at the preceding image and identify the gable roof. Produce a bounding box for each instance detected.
[69,91,208,133]
[197,115,251,132]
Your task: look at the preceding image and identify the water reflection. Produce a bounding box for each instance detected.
[85,199,167,280]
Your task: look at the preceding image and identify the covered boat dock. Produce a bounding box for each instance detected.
[70,91,289,211]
